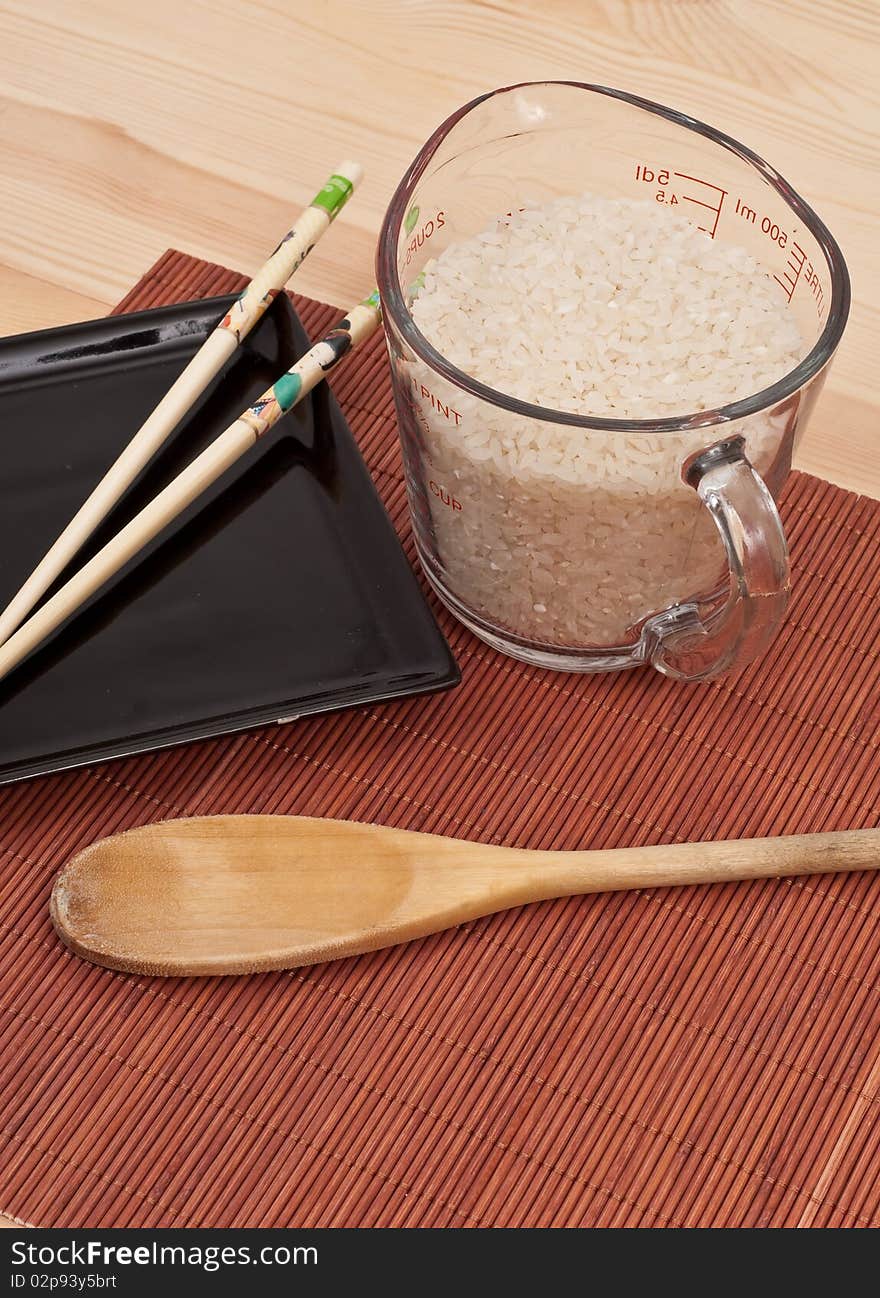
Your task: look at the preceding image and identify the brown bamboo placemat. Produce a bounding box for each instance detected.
[2,249,879,1229]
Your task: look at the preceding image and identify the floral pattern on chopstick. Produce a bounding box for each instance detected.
[241,292,382,439]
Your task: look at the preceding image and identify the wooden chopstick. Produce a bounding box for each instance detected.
[0,292,382,686]
[0,162,364,650]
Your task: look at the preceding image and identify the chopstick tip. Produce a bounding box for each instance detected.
[336,160,365,189]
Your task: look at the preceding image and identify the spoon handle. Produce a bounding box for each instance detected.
[536,829,880,898]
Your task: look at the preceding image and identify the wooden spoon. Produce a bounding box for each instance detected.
[50,816,880,976]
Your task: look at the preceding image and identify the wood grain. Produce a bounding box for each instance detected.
[51,816,880,976]
[0,1,876,491]
[0,267,105,333]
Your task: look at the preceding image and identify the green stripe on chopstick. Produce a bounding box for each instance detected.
[310,172,357,219]
[220,161,364,342]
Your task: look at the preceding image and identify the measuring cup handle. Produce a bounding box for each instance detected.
[643,436,790,681]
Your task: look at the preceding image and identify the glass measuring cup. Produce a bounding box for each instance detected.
[377,82,850,679]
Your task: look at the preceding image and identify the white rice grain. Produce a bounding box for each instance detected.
[406,193,803,648]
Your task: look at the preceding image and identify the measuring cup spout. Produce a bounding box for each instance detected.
[641,437,791,681]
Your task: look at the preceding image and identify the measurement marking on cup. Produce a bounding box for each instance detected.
[730,198,823,313]
[774,240,807,303]
[634,164,725,237]
[735,197,789,247]
[735,197,757,224]
[775,239,824,314]
[411,376,463,425]
[403,210,446,266]
[673,172,726,238]
[429,480,462,511]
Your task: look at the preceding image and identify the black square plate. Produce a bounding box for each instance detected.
[0,293,459,784]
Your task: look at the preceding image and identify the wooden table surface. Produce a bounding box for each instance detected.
[0,0,877,1229]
